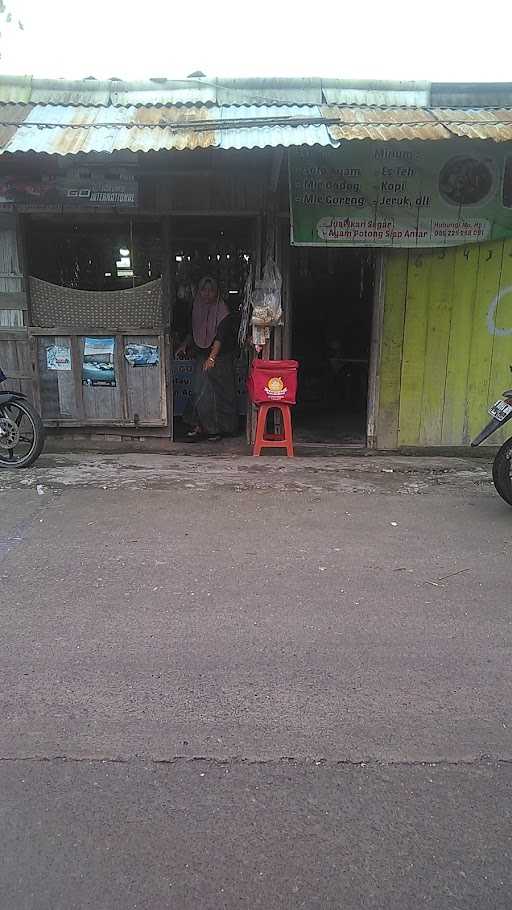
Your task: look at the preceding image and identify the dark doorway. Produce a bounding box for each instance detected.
[291,247,374,445]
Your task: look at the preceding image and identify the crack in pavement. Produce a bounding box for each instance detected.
[1,755,511,766]
[0,498,54,563]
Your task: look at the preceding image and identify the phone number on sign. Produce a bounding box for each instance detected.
[432,221,490,239]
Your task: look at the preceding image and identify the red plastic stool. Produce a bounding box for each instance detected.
[253,403,294,457]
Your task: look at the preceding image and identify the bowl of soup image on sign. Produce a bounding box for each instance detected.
[439,156,494,206]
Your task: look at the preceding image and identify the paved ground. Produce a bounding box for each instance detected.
[1,452,511,908]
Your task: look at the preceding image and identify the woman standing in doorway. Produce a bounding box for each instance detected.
[177,276,238,441]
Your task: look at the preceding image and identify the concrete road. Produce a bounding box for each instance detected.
[0,453,511,908]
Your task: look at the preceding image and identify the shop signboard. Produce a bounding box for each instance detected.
[290,141,512,247]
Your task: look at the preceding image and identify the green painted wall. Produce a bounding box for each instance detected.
[377,238,512,448]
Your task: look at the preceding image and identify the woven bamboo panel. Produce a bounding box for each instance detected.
[29,277,163,329]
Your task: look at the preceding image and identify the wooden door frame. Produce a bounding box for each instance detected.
[366,252,386,449]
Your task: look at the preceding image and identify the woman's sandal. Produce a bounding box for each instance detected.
[184,428,205,442]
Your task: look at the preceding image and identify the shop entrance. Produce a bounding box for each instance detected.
[290,247,375,445]
[171,216,253,438]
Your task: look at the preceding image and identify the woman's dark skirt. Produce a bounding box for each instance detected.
[183,351,238,436]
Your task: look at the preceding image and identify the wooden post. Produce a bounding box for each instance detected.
[115,333,129,420]
[161,215,172,333]
[161,214,173,438]
[279,218,293,360]
[29,335,42,413]
[70,335,85,420]
[246,215,263,447]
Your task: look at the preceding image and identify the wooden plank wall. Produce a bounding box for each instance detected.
[144,163,269,214]
[0,214,37,403]
[0,215,24,308]
[377,252,408,448]
[377,238,512,448]
[33,332,167,427]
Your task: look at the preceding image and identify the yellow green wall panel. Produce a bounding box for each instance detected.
[377,238,512,448]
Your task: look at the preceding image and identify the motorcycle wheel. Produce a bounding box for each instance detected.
[0,399,45,469]
[492,437,512,506]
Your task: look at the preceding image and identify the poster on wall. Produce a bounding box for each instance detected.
[82,337,116,387]
[124,343,160,367]
[289,141,512,248]
[46,344,72,371]
[0,177,137,209]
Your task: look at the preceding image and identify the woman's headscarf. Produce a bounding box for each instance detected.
[192,276,230,349]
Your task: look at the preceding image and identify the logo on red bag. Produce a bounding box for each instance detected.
[265,376,287,399]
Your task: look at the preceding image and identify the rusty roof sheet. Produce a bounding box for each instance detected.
[1,102,512,155]
[0,124,336,154]
[0,102,323,127]
[324,106,512,141]
[430,108,512,140]
[324,106,450,141]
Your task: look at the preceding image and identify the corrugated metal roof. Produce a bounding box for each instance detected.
[29,78,112,107]
[324,107,512,142]
[215,78,324,106]
[324,106,449,141]
[430,108,512,141]
[216,124,333,150]
[432,83,512,108]
[3,75,512,110]
[0,74,435,108]
[0,102,324,126]
[110,80,217,107]
[1,96,512,155]
[323,81,430,107]
[0,124,336,155]
[0,75,32,104]
[0,103,337,154]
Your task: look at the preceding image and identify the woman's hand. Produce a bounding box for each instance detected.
[204,340,221,371]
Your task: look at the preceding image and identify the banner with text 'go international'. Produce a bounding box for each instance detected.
[289,141,512,248]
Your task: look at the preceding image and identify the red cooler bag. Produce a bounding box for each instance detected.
[247,359,298,405]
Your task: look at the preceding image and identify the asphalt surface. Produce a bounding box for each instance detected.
[1,452,511,908]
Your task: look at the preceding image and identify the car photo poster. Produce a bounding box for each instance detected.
[82,337,116,387]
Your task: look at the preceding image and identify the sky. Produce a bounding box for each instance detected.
[0,0,511,83]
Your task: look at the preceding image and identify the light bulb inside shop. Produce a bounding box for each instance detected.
[119,248,130,256]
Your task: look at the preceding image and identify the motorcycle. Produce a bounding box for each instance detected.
[0,366,46,468]
[471,383,512,505]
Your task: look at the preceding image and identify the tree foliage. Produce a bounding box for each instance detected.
[0,0,24,49]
